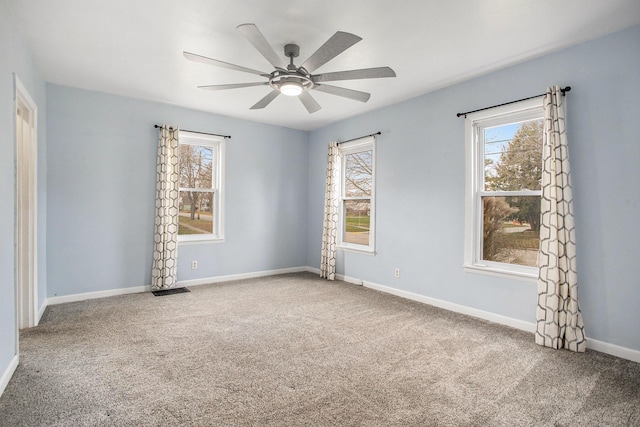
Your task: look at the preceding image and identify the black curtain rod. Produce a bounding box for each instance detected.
[154,124,231,139]
[456,86,571,118]
[339,131,381,145]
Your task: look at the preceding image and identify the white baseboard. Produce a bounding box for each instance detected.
[37,300,47,325]
[362,280,536,333]
[47,285,151,305]
[0,354,19,398]
[303,267,362,285]
[178,266,309,288]
[47,266,312,306]
[587,337,640,363]
[361,279,640,363]
[337,274,363,285]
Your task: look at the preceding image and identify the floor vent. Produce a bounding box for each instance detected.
[152,287,191,297]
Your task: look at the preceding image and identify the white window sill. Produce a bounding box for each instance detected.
[463,263,537,283]
[337,245,376,256]
[179,238,225,246]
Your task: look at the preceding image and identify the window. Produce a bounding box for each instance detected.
[338,136,375,253]
[464,98,543,279]
[178,131,225,243]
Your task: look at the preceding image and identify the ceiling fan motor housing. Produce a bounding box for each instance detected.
[284,43,300,59]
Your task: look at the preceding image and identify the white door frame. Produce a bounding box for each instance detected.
[14,75,38,335]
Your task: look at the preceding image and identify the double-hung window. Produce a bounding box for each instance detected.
[338,136,375,253]
[464,98,543,279]
[178,131,225,243]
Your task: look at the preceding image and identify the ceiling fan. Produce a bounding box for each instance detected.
[183,23,396,114]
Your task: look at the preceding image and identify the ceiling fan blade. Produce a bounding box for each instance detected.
[250,90,280,110]
[198,82,268,91]
[312,84,371,103]
[313,67,396,82]
[300,31,362,73]
[184,51,270,77]
[299,92,321,114]
[237,23,287,70]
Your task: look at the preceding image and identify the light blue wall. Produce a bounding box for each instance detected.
[0,0,47,381]
[46,85,308,297]
[307,25,640,351]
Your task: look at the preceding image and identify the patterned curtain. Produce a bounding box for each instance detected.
[320,141,339,280]
[151,125,180,290]
[535,86,586,352]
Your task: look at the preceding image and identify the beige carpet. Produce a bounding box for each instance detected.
[1,272,639,426]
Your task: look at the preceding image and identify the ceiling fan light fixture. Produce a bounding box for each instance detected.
[280,81,303,96]
[270,72,313,96]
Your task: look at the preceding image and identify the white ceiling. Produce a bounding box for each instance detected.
[7,0,640,131]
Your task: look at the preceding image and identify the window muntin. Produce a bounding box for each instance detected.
[178,131,225,242]
[338,137,375,252]
[464,99,543,278]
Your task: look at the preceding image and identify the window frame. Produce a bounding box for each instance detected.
[337,136,376,254]
[463,97,543,281]
[178,130,225,244]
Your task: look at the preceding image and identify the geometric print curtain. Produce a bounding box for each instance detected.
[320,141,339,281]
[151,125,180,290]
[535,86,586,352]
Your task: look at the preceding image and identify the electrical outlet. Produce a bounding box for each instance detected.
[191,260,198,270]
[394,268,400,278]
